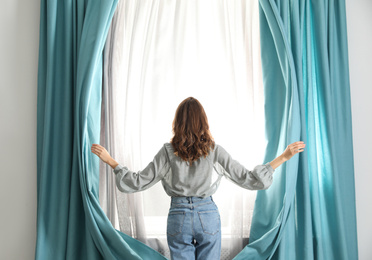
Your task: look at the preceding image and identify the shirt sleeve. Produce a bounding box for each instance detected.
[113,145,169,193]
[213,145,274,190]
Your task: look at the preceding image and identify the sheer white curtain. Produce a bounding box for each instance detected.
[100,0,265,259]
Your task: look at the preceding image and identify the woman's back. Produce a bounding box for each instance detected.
[91,96,305,260]
[114,142,274,198]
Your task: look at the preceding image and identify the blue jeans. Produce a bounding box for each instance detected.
[166,196,221,260]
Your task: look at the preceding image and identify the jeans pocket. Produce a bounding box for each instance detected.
[198,210,220,235]
[167,211,185,237]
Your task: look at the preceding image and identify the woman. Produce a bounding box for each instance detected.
[91,97,305,260]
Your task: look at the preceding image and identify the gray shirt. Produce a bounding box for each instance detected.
[114,143,274,198]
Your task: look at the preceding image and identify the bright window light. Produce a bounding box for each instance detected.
[111,0,266,239]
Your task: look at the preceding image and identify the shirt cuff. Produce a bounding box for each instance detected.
[264,162,275,174]
[114,164,125,175]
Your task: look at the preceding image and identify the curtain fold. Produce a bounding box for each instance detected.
[36,1,166,259]
[234,0,358,259]
[36,0,358,259]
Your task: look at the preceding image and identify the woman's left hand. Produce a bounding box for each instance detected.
[91,144,113,164]
[91,144,119,169]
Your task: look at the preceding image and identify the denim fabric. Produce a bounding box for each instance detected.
[167,196,221,260]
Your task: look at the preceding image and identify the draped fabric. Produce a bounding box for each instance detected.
[36,1,166,259]
[100,0,265,259]
[234,0,358,259]
[36,0,358,259]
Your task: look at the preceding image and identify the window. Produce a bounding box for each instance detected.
[101,0,265,258]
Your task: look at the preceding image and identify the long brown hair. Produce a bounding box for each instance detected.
[171,97,215,165]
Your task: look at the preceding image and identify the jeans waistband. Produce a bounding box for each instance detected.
[171,196,213,204]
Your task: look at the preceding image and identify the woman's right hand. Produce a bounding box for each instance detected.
[269,141,306,170]
[282,141,306,161]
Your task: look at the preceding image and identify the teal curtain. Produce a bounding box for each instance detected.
[235,0,358,259]
[36,1,166,259]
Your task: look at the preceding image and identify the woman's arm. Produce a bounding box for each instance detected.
[269,141,306,170]
[91,144,169,193]
[214,141,306,190]
[91,144,119,169]
[214,145,274,190]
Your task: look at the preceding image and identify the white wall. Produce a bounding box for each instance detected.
[0,0,371,259]
[346,0,372,259]
[0,0,39,259]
